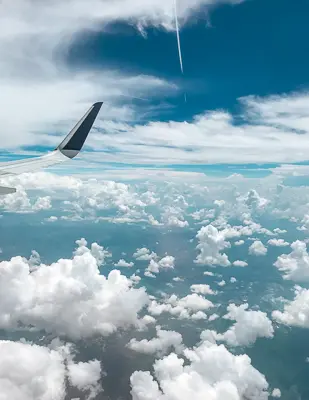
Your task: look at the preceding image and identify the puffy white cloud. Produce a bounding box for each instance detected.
[127,326,183,356]
[204,271,215,276]
[130,338,269,400]
[146,255,175,275]
[230,277,237,283]
[164,215,189,228]
[148,293,213,320]
[32,196,52,211]
[272,286,309,328]
[0,239,149,339]
[271,388,281,398]
[67,359,102,400]
[235,240,244,246]
[74,238,111,266]
[0,339,102,400]
[145,271,156,278]
[273,228,287,234]
[203,303,274,347]
[209,313,219,321]
[217,280,226,287]
[115,259,134,268]
[133,248,157,261]
[249,241,267,256]
[190,284,215,295]
[274,241,309,282]
[46,215,58,222]
[268,239,289,247]
[233,260,248,267]
[195,225,231,267]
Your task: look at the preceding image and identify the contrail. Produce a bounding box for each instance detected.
[173,0,184,74]
[117,94,148,101]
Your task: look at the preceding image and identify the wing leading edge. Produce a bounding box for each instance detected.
[0,102,103,180]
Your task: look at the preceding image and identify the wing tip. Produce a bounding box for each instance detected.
[57,101,103,159]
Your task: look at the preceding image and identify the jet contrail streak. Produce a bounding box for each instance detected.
[117,94,148,101]
[173,0,184,74]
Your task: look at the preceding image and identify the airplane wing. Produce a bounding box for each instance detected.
[0,102,103,194]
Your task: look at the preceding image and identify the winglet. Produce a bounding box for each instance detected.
[56,102,103,159]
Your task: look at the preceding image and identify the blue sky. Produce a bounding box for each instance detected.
[67,0,309,121]
[3,1,309,400]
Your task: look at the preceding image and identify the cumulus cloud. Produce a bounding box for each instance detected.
[271,388,281,398]
[202,303,274,347]
[190,284,215,295]
[233,260,248,267]
[115,259,134,267]
[249,241,267,256]
[146,255,175,275]
[0,239,149,339]
[130,338,269,400]
[133,248,157,261]
[127,326,184,356]
[0,339,102,400]
[274,240,309,282]
[268,239,289,247]
[272,285,309,328]
[148,293,213,320]
[195,224,231,267]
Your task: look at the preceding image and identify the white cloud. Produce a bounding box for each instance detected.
[80,92,309,166]
[33,196,52,211]
[274,241,309,282]
[195,225,231,267]
[146,255,175,275]
[148,293,213,320]
[133,248,157,261]
[268,239,289,247]
[233,260,248,267]
[0,339,102,400]
[249,241,267,256]
[209,313,219,321]
[67,359,102,400]
[73,238,111,266]
[127,326,184,356]
[190,284,215,295]
[203,303,274,347]
[272,286,309,328]
[271,388,281,398]
[273,228,287,234]
[130,338,269,400]
[235,240,244,246]
[115,259,134,268]
[0,239,149,339]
